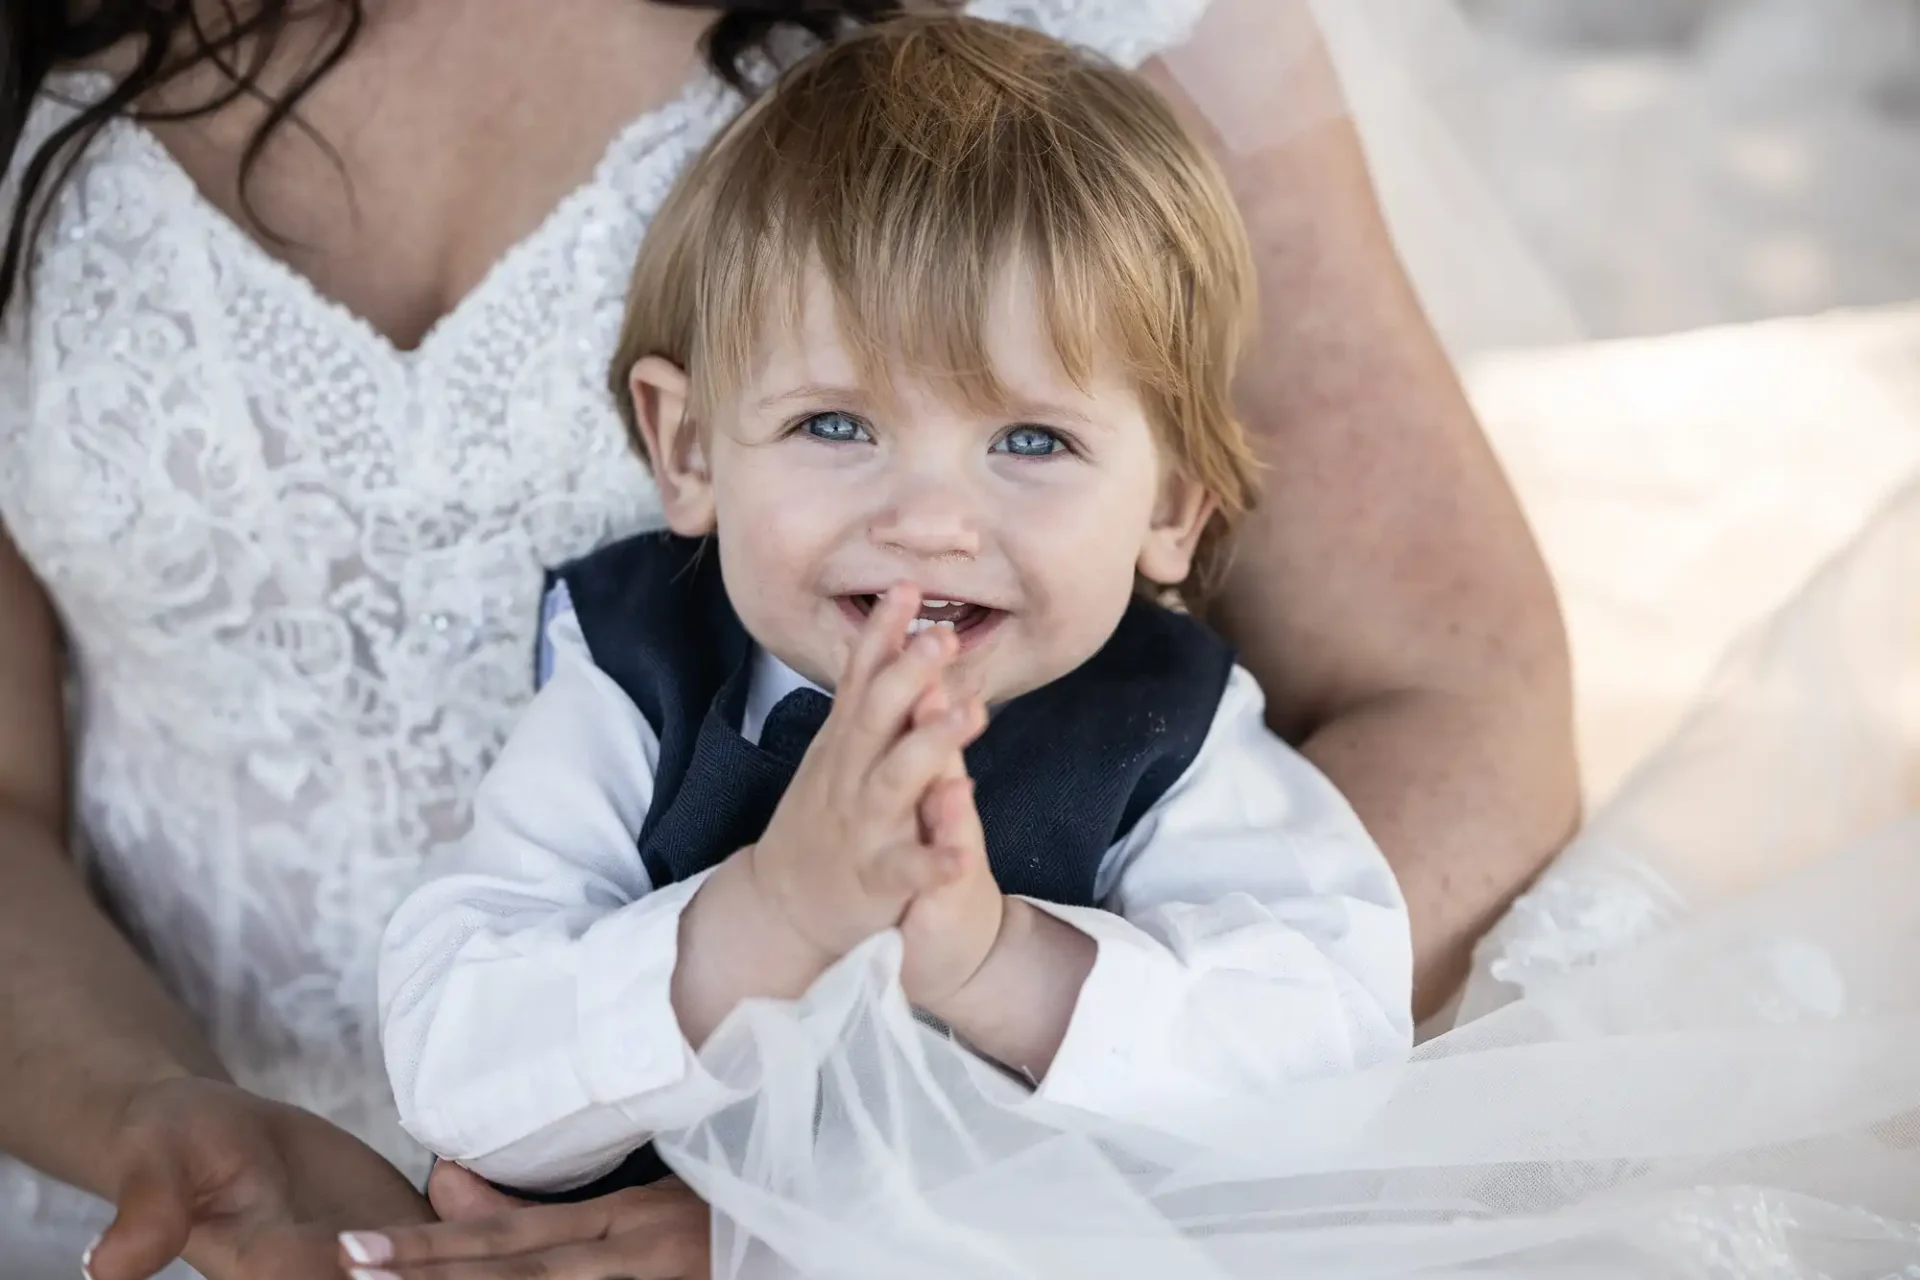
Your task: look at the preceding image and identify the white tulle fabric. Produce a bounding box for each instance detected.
[6,0,1917,1273]
[0,4,1207,1265]
[656,483,1920,1277]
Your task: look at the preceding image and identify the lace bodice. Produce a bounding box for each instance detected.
[0,3,1208,1265]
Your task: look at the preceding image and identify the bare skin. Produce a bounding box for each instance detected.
[1141,50,1580,1014]
[0,4,1574,1278]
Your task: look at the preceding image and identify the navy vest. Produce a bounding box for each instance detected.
[505,530,1234,1200]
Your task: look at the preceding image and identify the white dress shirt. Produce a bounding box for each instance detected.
[378,588,1413,1192]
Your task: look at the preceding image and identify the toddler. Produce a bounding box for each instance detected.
[378,13,1411,1199]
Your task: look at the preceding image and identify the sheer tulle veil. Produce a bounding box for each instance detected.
[655,4,1920,1274]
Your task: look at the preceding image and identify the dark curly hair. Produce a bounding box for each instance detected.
[0,1,908,322]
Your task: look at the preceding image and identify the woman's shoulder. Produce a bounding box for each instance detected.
[961,0,1211,69]
[2,71,106,204]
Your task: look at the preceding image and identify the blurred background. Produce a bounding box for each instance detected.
[1453,0,1918,337]
[1331,0,1920,799]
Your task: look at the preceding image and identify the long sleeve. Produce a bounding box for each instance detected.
[377,592,738,1193]
[1028,665,1413,1121]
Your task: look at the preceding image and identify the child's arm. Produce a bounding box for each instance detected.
[377,594,741,1194]
[379,586,982,1194]
[925,664,1413,1114]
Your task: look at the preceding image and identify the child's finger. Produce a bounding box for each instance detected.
[862,838,963,901]
[838,625,957,765]
[839,584,920,697]
[908,684,962,844]
[910,680,950,729]
[867,697,983,815]
[921,775,987,880]
[924,774,987,862]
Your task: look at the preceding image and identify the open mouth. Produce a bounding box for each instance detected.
[841,594,1004,644]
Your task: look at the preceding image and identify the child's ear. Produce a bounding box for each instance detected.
[630,356,716,536]
[1137,470,1215,589]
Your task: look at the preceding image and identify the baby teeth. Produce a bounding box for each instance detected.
[906,618,958,635]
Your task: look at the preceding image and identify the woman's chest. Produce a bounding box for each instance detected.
[0,118,673,661]
[99,0,716,352]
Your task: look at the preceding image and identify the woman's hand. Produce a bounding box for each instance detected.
[422,1160,528,1222]
[339,1175,711,1280]
[84,1077,432,1280]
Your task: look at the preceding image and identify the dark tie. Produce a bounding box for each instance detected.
[758,687,833,764]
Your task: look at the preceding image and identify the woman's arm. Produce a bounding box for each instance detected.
[0,528,432,1280]
[1141,56,1581,1020]
[381,596,758,1193]
[0,527,225,1198]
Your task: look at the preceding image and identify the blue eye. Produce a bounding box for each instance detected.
[994,425,1066,457]
[801,411,872,444]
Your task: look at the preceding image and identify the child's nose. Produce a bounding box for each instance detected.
[869,480,983,560]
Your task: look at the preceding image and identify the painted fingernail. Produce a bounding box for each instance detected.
[80,1234,99,1280]
[340,1233,395,1266]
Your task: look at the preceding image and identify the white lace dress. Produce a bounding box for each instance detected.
[0,3,1218,1269]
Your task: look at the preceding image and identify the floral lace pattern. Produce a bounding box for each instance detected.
[1651,1185,1920,1278]
[0,3,1209,1265]
[1481,848,1688,993]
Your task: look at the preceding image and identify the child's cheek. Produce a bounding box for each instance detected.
[714,459,859,583]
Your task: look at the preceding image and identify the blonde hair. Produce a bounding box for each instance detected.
[610,13,1260,595]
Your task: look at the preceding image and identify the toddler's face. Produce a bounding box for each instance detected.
[636,263,1211,704]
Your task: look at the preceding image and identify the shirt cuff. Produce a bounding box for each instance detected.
[573,868,746,1131]
[1019,898,1200,1117]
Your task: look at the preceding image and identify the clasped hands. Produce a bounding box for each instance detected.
[745,582,1012,1015]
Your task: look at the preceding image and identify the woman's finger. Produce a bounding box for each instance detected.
[424,1161,530,1222]
[346,1203,604,1267]
[362,1230,708,1280]
[347,1181,706,1269]
[86,1153,192,1280]
[837,583,919,697]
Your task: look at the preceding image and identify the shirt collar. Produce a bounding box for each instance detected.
[741,646,827,745]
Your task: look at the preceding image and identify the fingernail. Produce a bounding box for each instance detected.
[340,1233,395,1266]
[80,1234,99,1280]
[350,1271,401,1280]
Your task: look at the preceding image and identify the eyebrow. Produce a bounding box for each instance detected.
[753,383,871,411]
[754,383,1106,429]
[1001,398,1105,430]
